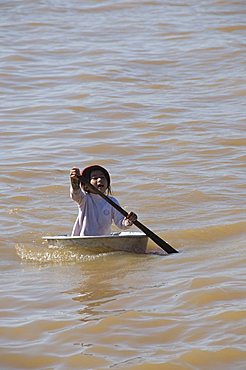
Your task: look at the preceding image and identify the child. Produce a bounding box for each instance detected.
[70,165,138,236]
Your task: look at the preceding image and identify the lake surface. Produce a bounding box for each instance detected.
[1,1,245,369]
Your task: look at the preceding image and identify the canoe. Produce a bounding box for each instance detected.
[43,231,149,254]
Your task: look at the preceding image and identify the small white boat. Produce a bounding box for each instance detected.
[42,231,164,254]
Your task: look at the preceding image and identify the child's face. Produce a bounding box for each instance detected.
[89,170,108,193]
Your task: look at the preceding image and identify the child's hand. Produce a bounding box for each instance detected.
[70,167,80,188]
[70,167,80,178]
[125,211,138,226]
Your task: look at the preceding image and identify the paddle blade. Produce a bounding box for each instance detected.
[134,220,178,254]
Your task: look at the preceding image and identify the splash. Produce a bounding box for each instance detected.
[15,241,114,263]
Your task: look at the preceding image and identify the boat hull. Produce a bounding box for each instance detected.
[43,231,149,254]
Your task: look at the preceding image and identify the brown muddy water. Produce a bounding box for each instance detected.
[1,1,245,369]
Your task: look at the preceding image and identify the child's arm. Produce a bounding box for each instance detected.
[70,167,85,206]
[70,167,80,189]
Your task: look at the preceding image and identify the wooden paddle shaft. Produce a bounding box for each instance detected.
[78,175,178,254]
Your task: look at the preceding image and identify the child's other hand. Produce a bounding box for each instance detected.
[70,167,80,188]
[125,211,138,226]
[70,167,80,178]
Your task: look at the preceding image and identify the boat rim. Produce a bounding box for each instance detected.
[43,231,148,240]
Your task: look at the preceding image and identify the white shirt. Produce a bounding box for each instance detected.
[70,186,130,236]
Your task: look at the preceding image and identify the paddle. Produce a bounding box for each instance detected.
[78,175,178,254]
